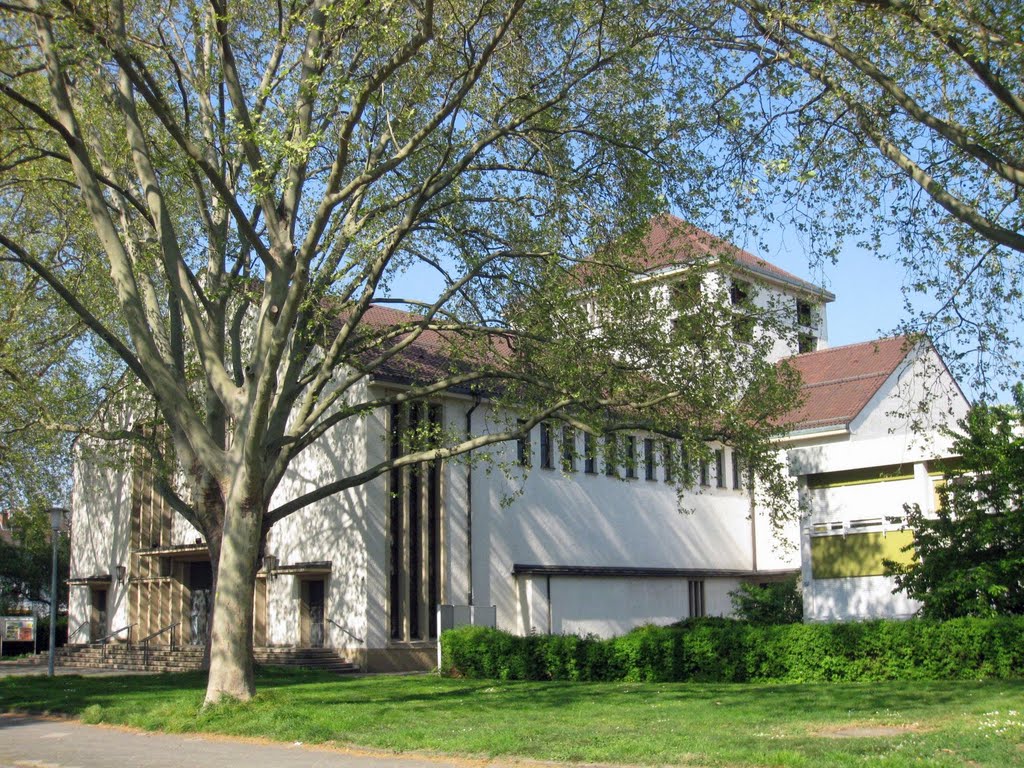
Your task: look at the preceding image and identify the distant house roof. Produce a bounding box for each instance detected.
[638,214,835,301]
[783,336,916,432]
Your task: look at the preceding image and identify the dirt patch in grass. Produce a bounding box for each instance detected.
[817,724,929,739]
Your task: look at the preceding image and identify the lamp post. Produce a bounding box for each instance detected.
[46,507,68,678]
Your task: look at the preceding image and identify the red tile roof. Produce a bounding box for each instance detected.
[356,305,510,388]
[782,336,916,431]
[639,214,834,299]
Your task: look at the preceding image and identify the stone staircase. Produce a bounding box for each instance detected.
[54,645,358,674]
[254,647,359,674]
[57,644,206,673]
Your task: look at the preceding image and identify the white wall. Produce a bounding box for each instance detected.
[263,380,374,652]
[650,269,830,363]
[464,403,798,637]
[790,343,969,622]
[68,438,134,639]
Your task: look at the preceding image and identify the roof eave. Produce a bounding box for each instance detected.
[777,424,851,444]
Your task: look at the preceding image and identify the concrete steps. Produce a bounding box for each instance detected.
[55,644,358,674]
[254,647,360,674]
[57,645,205,673]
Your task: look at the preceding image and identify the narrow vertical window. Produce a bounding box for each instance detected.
[699,457,709,487]
[389,403,444,642]
[663,441,674,483]
[688,580,706,618]
[644,438,655,481]
[715,449,725,488]
[540,422,553,469]
[516,420,531,467]
[561,425,576,472]
[388,404,403,640]
[625,435,637,479]
[584,432,597,474]
[796,299,813,327]
[604,434,617,477]
[732,451,743,490]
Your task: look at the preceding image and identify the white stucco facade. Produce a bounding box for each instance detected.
[66,224,971,670]
[787,342,970,622]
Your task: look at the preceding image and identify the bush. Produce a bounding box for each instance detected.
[729,575,803,624]
[440,616,1024,683]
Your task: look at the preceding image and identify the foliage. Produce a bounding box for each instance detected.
[441,617,1024,683]
[0,0,803,701]
[886,387,1024,618]
[0,506,70,615]
[3,669,1024,768]
[710,1,1024,395]
[729,574,803,624]
[0,263,105,512]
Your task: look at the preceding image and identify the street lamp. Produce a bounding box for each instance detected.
[47,507,68,678]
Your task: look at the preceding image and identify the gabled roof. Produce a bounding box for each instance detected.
[356,305,510,390]
[639,214,835,301]
[783,336,915,432]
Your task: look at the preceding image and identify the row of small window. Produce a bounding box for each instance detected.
[517,422,746,491]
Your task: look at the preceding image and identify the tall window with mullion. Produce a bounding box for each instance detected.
[604,434,618,477]
[539,422,554,469]
[516,420,531,467]
[644,438,656,481]
[561,425,577,472]
[388,403,442,642]
[584,432,597,474]
[625,435,637,479]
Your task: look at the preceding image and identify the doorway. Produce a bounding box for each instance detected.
[300,578,325,648]
[89,587,108,642]
[253,576,267,647]
[188,561,213,646]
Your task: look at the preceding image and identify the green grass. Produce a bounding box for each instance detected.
[2,668,1023,767]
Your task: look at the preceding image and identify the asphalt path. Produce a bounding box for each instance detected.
[0,713,511,768]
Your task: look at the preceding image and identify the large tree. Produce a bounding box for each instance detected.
[0,0,800,703]
[707,0,1024,394]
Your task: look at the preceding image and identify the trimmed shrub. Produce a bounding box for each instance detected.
[440,616,1024,683]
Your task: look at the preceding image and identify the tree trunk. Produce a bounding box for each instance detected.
[204,490,261,705]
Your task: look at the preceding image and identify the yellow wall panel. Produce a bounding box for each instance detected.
[811,530,915,578]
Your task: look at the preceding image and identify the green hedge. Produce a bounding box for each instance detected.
[440,617,1024,682]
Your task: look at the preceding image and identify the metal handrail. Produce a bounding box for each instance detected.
[96,623,135,660]
[68,620,89,644]
[139,621,180,668]
[326,617,363,644]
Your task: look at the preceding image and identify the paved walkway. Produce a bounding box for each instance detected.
[0,714,508,768]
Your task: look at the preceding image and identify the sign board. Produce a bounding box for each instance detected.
[1,616,36,642]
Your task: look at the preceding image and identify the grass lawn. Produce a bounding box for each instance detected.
[1,668,1022,767]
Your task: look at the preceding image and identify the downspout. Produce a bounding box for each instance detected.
[465,397,481,606]
[749,473,758,573]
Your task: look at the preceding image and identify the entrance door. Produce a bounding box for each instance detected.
[300,579,325,648]
[253,576,267,647]
[188,562,213,646]
[89,587,108,642]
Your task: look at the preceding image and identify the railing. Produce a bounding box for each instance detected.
[68,620,89,644]
[96,623,135,661]
[137,621,180,669]
[326,618,363,644]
